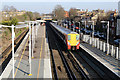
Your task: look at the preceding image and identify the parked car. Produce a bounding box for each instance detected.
[98,33,104,38]
[81,28,84,31]
[85,30,92,35]
[101,35,106,40]
[114,39,120,46]
[94,32,98,37]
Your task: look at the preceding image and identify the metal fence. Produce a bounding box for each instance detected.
[80,33,120,60]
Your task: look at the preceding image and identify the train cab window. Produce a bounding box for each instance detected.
[76,35,79,40]
[68,35,71,40]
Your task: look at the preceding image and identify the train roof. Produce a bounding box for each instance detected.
[50,22,78,35]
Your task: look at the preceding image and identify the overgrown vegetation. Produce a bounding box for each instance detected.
[2,17,18,26]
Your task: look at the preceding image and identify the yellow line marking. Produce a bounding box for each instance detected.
[14,38,29,77]
[37,38,43,79]
[28,73,32,76]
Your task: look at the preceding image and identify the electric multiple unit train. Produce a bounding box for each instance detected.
[50,22,80,50]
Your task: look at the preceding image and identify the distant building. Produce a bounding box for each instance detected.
[2,11,26,17]
[41,14,53,20]
[76,9,86,16]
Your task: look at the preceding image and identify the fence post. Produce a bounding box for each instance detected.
[97,39,99,49]
[95,38,96,47]
[118,47,120,60]
[81,33,83,41]
[100,41,101,50]
[116,47,119,59]
[85,36,86,42]
[111,45,114,57]
[107,43,110,55]
[90,37,91,45]
[86,36,88,43]
[100,41,102,50]
[92,37,94,46]
[103,42,105,52]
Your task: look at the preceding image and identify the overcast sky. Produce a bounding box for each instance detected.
[0,0,119,14]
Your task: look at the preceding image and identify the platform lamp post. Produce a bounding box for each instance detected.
[35,22,38,39]
[28,22,32,76]
[88,21,94,47]
[101,21,110,55]
[11,25,15,79]
[1,25,15,78]
[32,22,34,58]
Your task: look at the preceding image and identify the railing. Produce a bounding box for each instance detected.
[80,33,120,60]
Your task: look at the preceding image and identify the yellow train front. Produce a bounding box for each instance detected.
[67,33,80,50]
[50,22,80,50]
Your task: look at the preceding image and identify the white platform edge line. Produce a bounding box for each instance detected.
[43,36,52,79]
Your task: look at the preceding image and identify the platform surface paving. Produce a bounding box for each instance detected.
[1,25,52,79]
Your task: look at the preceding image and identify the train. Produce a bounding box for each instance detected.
[50,22,80,50]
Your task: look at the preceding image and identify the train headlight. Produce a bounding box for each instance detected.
[68,42,71,45]
[68,35,71,40]
[76,35,79,40]
[76,42,79,45]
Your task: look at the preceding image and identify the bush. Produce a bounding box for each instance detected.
[2,17,18,26]
[2,21,11,26]
[10,18,18,26]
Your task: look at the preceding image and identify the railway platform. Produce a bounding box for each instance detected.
[80,42,120,78]
[1,24,52,79]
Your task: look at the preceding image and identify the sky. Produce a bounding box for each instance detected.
[1,0,120,2]
[0,0,119,14]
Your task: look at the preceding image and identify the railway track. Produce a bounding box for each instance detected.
[47,22,90,80]
[72,48,119,80]
[0,29,29,75]
[47,22,77,79]
[48,22,120,80]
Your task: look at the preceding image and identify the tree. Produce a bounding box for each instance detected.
[26,11,33,20]
[69,8,77,20]
[33,12,40,20]
[2,5,9,12]
[9,6,17,12]
[53,5,65,20]
[23,14,27,20]
[2,5,17,12]
[10,17,18,26]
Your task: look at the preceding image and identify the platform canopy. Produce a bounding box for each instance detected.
[0,24,28,28]
[36,20,46,22]
[25,21,37,23]
[52,20,58,23]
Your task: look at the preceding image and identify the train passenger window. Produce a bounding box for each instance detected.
[68,35,71,40]
[76,35,79,40]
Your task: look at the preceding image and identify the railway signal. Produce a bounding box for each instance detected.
[81,21,86,34]
[88,21,94,47]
